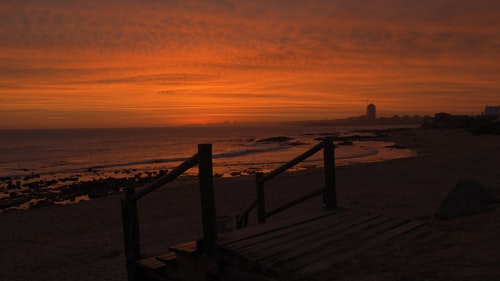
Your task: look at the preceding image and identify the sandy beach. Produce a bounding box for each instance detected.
[1,128,499,281]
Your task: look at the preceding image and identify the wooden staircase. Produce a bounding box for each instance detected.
[212,208,431,280]
[121,141,433,280]
[131,208,432,281]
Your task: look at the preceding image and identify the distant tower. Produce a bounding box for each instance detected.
[367,103,376,121]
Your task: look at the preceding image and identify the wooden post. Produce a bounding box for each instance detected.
[323,138,337,208]
[121,186,140,281]
[256,173,266,224]
[198,143,217,255]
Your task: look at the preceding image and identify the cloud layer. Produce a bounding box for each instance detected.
[1,0,499,128]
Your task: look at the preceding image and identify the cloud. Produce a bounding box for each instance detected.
[2,0,499,67]
[156,90,176,95]
[1,0,499,128]
[86,73,215,85]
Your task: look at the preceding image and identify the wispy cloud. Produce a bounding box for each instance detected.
[1,0,499,128]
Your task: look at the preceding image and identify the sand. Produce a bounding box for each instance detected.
[0,128,499,280]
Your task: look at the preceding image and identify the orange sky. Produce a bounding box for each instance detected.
[1,0,499,129]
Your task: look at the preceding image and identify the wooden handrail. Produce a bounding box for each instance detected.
[259,141,324,184]
[130,153,199,202]
[263,186,325,220]
[122,144,217,280]
[235,140,327,228]
[235,199,257,228]
[236,138,336,229]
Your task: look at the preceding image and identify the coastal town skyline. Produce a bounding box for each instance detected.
[1,0,500,129]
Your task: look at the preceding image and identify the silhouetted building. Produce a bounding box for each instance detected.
[366,103,376,121]
[484,105,500,116]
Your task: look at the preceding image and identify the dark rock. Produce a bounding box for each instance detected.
[31,199,55,208]
[41,179,58,187]
[337,141,354,146]
[24,179,58,189]
[23,174,40,181]
[386,144,406,149]
[24,181,42,189]
[0,197,31,210]
[436,180,497,220]
[7,181,22,189]
[256,136,294,143]
[287,141,307,146]
[59,176,79,182]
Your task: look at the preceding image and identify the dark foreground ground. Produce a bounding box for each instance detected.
[0,128,499,280]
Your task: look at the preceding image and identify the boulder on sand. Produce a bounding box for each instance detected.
[436,180,497,220]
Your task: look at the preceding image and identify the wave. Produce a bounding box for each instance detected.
[85,144,292,170]
[336,148,379,160]
[85,145,381,171]
[87,157,190,169]
[213,145,290,159]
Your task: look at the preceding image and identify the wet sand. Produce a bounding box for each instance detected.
[0,128,499,280]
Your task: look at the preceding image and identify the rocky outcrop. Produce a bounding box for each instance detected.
[436,180,497,220]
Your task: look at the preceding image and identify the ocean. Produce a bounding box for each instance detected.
[0,124,415,211]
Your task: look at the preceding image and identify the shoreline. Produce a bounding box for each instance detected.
[0,127,417,213]
[1,127,499,280]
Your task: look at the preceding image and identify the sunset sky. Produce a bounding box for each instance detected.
[1,0,499,129]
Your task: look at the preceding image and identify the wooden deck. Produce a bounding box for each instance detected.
[212,208,430,280]
[123,142,432,280]
[134,208,431,281]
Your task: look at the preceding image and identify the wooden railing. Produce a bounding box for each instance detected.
[236,138,336,229]
[121,144,217,280]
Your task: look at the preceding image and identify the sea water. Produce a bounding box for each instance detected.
[0,124,416,206]
[0,124,414,178]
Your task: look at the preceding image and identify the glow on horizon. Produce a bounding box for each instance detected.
[1,0,499,129]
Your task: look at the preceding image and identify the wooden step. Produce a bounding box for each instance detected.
[168,240,200,256]
[155,251,177,264]
[137,251,176,270]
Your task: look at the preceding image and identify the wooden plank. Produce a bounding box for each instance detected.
[284,219,418,277]
[137,256,167,270]
[135,207,431,281]
[222,209,362,252]
[155,252,177,264]
[262,216,392,270]
[255,215,390,267]
[231,212,373,256]
[217,210,432,281]
[220,208,345,244]
[368,220,425,244]
[216,208,346,246]
[396,224,432,242]
[353,217,409,240]
[214,246,274,279]
[284,217,408,269]
[169,240,199,256]
[213,212,370,281]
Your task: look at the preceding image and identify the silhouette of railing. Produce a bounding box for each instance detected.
[121,144,216,280]
[236,138,336,229]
